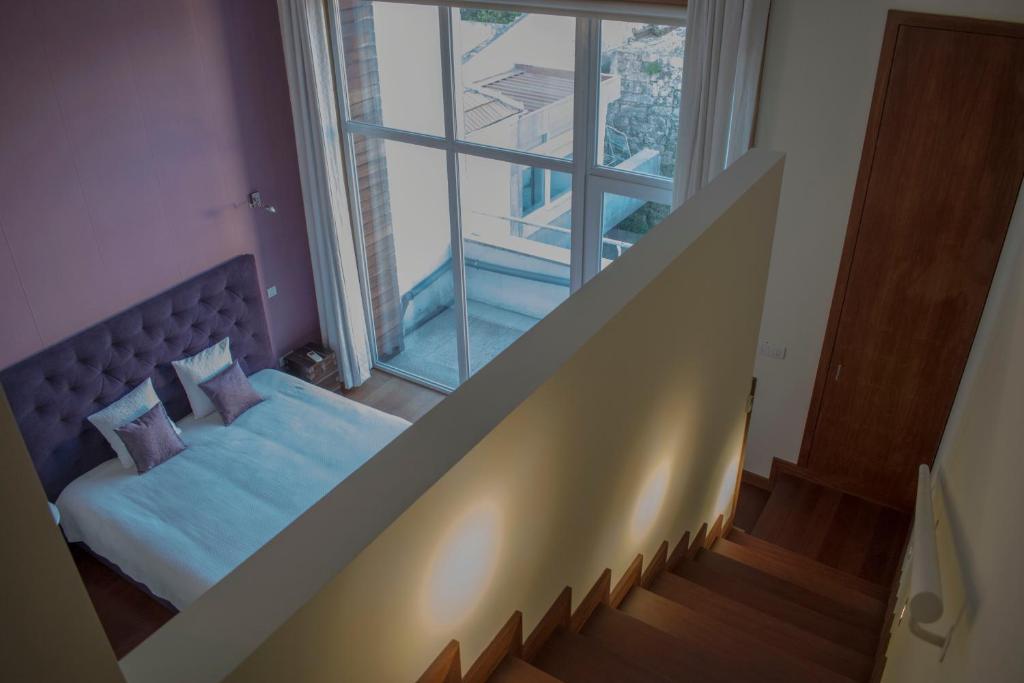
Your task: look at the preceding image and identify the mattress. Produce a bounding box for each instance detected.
[56,369,410,609]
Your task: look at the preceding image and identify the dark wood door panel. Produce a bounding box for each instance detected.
[805,19,1024,508]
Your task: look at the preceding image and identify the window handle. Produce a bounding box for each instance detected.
[834,363,843,381]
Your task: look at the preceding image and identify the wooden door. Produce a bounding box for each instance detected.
[800,12,1024,509]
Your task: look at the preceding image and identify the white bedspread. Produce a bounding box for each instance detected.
[57,369,410,610]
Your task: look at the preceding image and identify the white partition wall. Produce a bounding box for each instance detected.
[0,390,125,683]
[205,149,781,683]
[0,150,782,683]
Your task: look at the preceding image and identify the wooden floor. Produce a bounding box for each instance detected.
[736,469,910,586]
[340,369,446,422]
[72,546,175,659]
[77,369,444,659]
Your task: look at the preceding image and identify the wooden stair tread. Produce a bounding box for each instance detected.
[617,587,859,683]
[751,472,804,541]
[857,505,911,586]
[726,528,889,599]
[426,491,911,683]
[671,556,879,655]
[714,535,888,612]
[582,604,735,683]
[692,547,882,629]
[733,479,771,531]
[752,469,911,586]
[753,471,845,556]
[640,571,873,681]
[490,657,563,683]
[532,628,671,683]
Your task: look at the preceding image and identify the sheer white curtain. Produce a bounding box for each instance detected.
[673,0,771,207]
[278,0,372,387]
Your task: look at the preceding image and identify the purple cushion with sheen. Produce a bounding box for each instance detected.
[199,360,264,425]
[115,402,187,474]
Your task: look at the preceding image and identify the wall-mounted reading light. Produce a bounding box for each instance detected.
[247,191,276,214]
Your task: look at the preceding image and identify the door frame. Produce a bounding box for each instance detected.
[798,10,1024,469]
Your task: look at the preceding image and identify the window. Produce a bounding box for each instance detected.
[333,2,684,390]
[598,21,684,179]
[599,192,672,268]
[520,167,544,214]
[460,154,571,373]
[551,170,572,200]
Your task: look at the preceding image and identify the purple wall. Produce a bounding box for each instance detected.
[0,0,319,369]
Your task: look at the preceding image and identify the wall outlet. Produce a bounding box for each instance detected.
[758,341,787,360]
[267,285,278,299]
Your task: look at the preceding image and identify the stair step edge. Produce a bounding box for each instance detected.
[640,573,874,681]
[692,548,884,629]
[714,536,889,604]
[490,657,564,683]
[669,560,880,655]
[726,529,889,599]
[618,588,864,683]
[534,628,673,683]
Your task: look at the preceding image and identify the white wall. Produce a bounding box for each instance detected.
[745,0,1024,476]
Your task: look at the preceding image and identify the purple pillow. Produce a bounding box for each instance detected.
[115,402,187,474]
[199,360,264,425]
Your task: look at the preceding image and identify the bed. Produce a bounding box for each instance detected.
[1,255,409,610]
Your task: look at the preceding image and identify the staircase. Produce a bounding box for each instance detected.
[419,467,910,683]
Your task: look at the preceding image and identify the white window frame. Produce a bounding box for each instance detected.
[586,174,673,271]
[327,1,682,392]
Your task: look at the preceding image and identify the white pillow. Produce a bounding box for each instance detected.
[172,337,232,418]
[87,378,181,469]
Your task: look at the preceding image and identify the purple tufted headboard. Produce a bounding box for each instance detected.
[1,255,275,500]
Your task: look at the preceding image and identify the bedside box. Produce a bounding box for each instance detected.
[283,342,340,391]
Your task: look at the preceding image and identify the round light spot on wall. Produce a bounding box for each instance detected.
[630,459,672,542]
[422,500,502,629]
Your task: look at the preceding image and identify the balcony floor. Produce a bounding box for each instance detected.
[384,300,540,389]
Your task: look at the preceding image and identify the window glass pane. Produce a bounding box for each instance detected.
[600,193,671,269]
[550,171,572,200]
[454,11,576,158]
[339,1,445,136]
[598,21,685,179]
[353,135,459,388]
[460,154,571,372]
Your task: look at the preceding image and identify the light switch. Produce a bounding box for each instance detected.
[267,285,278,299]
[758,341,787,360]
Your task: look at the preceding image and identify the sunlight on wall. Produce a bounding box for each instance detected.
[629,458,672,542]
[712,417,747,520]
[421,500,503,630]
[714,454,740,520]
